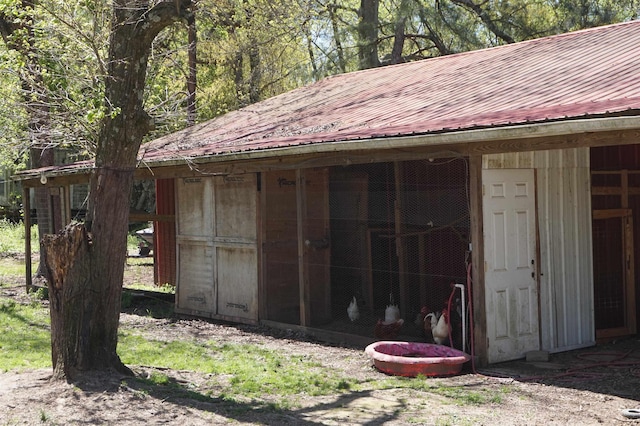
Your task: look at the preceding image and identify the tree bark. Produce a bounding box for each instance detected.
[187,14,197,127]
[328,3,347,73]
[390,0,411,65]
[42,0,193,381]
[248,40,261,104]
[357,0,380,69]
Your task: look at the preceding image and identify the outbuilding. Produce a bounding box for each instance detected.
[17,20,640,365]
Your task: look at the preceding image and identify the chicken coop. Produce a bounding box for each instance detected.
[260,158,471,348]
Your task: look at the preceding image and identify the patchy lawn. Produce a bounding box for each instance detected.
[0,258,639,425]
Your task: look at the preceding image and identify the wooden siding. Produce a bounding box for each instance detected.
[483,148,595,353]
[155,179,176,286]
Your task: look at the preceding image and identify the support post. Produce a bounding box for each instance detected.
[23,185,32,293]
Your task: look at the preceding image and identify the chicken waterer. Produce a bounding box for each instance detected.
[365,341,470,377]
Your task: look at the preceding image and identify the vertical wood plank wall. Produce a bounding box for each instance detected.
[156,179,176,286]
[483,148,595,353]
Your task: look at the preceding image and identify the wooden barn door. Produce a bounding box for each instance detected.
[213,174,258,321]
[176,177,216,313]
[175,175,258,321]
[592,209,636,339]
[483,169,540,363]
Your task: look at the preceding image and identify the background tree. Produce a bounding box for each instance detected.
[0,2,55,278]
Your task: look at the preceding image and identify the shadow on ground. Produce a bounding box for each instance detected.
[478,336,640,401]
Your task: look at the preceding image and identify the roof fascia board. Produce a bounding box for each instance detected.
[15,115,640,185]
[144,115,640,168]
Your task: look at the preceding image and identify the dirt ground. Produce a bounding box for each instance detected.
[1,258,640,425]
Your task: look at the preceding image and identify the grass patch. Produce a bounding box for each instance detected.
[118,333,354,398]
[0,257,38,282]
[0,258,28,279]
[0,263,500,413]
[0,220,37,256]
[0,298,51,371]
[123,281,175,294]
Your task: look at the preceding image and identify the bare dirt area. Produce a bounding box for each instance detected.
[1,258,640,425]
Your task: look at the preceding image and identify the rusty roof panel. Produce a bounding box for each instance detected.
[139,20,640,163]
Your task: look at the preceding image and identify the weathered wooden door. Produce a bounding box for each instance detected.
[483,169,540,363]
[176,177,216,313]
[213,174,258,321]
[592,209,636,339]
[176,175,258,321]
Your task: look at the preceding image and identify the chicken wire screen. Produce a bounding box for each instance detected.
[327,158,471,347]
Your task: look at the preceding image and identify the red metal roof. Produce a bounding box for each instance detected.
[140,20,640,164]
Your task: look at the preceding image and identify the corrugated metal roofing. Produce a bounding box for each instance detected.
[139,20,640,165]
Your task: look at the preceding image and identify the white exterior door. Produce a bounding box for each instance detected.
[483,169,539,363]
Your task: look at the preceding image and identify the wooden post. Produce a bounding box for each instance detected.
[23,186,32,293]
[258,172,267,321]
[394,162,408,317]
[296,169,310,326]
[469,154,487,365]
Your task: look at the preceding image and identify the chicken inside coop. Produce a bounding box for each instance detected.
[374,292,404,340]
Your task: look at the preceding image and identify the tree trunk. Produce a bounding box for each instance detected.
[43,221,130,378]
[328,4,346,73]
[233,50,246,106]
[42,0,193,381]
[187,15,197,126]
[248,40,260,104]
[357,0,380,69]
[390,0,411,65]
[31,147,54,277]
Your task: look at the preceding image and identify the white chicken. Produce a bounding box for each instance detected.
[347,296,360,322]
[385,292,400,323]
[425,310,450,345]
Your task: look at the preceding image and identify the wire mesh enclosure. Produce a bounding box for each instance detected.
[262,157,471,349]
[591,167,639,338]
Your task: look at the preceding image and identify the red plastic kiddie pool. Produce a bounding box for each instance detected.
[365,341,470,377]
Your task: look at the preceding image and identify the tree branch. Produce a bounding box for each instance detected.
[450,0,515,44]
[133,0,194,46]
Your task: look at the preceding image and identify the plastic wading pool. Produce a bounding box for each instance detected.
[365,341,471,377]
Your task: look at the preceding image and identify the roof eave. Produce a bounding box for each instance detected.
[14,115,640,184]
[139,115,640,169]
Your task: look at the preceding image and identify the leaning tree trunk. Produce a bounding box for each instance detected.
[42,0,193,381]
